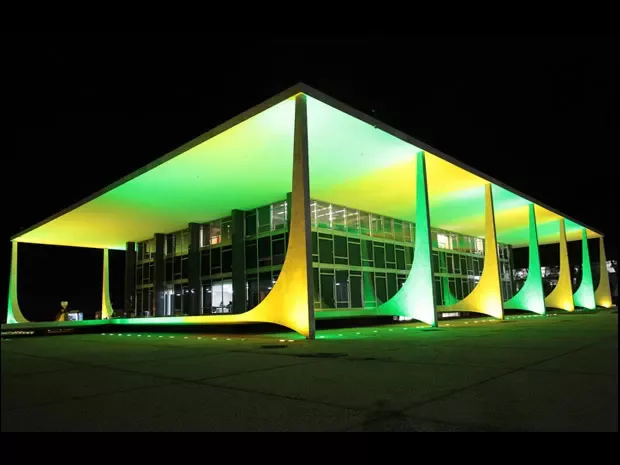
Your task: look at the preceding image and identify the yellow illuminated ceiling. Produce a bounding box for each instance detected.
[12,84,601,250]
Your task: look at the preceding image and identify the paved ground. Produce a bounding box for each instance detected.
[1,310,617,432]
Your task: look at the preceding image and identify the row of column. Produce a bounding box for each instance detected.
[5,93,615,337]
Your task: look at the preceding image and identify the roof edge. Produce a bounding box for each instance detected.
[12,82,603,242]
[11,84,304,242]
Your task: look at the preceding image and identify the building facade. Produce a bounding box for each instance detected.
[6,84,613,337]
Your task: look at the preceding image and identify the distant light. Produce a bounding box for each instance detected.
[279,339,286,342]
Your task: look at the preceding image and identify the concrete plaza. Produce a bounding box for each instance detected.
[1,310,617,432]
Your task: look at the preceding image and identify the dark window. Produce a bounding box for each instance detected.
[272,236,286,265]
[165,258,173,282]
[375,275,387,304]
[166,234,175,255]
[258,237,271,267]
[348,240,361,267]
[385,243,396,268]
[201,250,211,276]
[387,273,398,299]
[320,273,335,308]
[211,248,221,274]
[181,256,188,280]
[334,236,347,259]
[222,246,232,273]
[319,237,334,264]
[245,242,257,269]
[362,240,374,266]
[258,206,270,233]
[363,272,375,307]
[258,272,272,303]
[350,274,362,308]
[446,253,454,274]
[311,232,318,260]
[312,268,320,306]
[245,212,257,236]
[396,248,406,270]
[374,244,386,268]
[247,274,259,310]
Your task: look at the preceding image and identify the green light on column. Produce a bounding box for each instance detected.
[573,228,596,309]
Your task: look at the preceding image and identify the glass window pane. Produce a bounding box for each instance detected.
[347,209,359,233]
[258,206,270,233]
[210,220,221,245]
[350,275,362,308]
[362,239,374,266]
[396,247,405,270]
[371,215,382,237]
[348,240,361,267]
[375,276,387,304]
[383,217,393,240]
[319,237,334,264]
[271,201,287,230]
[360,211,370,236]
[245,212,257,236]
[336,270,349,308]
[387,273,398,299]
[320,273,335,308]
[258,237,271,267]
[245,242,257,269]
[221,218,232,243]
[272,236,285,265]
[334,236,347,259]
[222,246,232,273]
[363,272,375,307]
[394,220,403,242]
[315,202,331,229]
[211,248,221,273]
[312,232,318,262]
[374,244,386,268]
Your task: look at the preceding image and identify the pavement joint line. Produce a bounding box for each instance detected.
[388,333,618,414]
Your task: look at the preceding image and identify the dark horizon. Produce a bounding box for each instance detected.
[6,33,618,320]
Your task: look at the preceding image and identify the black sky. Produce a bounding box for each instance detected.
[5,33,618,321]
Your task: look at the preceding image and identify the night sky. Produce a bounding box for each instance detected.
[6,33,618,321]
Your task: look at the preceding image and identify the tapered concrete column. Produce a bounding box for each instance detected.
[544,219,574,311]
[6,241,28,324]
[594,237,613,308]
[154,233,165,317]
[573,229,596,309]
[377,151,437,326]
[101,249,114,319]
[444,183,503,319]
[124,242,136,317]
[294,93,315,339]
[231,210,246,314]
[505,204,545,314]
[187,223,202,316]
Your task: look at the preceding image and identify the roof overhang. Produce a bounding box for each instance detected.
[12,83,601,250]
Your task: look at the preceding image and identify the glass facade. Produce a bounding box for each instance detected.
[134,198,515,317]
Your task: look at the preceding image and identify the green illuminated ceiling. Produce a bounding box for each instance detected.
[13,85,600,250]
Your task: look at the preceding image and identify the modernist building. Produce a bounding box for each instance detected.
[6,84,613,338]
